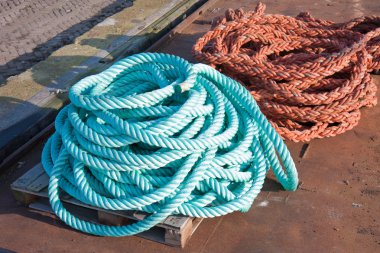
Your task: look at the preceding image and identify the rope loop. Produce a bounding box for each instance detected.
[193,2,379,142]
[42,52,298,236]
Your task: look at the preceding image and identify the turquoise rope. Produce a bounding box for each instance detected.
[41,52,298,236]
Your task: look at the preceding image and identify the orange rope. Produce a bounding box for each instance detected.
[193,2,379,142]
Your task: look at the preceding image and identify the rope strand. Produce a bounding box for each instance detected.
[193,2,379,142]
[42,52,298,236]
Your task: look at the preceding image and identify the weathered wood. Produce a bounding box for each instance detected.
[11,163,203,247]
[11,163,45,190]
[165,218,193,247]
[147,0,219,52]
[11,190,39,206]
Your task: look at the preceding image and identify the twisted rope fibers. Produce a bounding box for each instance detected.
[193,2,379,142]
[41,53,298,236]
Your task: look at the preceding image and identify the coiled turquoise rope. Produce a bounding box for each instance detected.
[41,52,298,236]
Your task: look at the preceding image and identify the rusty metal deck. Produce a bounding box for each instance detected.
[0,0,379,252]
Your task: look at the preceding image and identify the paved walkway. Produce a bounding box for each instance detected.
[0,0,131,83]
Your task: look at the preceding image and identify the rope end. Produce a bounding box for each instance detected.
[179,82,193,92]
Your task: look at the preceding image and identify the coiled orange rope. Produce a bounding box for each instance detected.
[193,2,380,142]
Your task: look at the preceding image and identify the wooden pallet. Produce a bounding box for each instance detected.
[11,164,203,247]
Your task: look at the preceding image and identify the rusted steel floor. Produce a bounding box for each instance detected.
[1,0,380,252]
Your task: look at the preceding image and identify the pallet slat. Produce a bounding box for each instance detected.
[11,163,203,247]
[11,164,45,189]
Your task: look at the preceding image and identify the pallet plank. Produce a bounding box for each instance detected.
[27,172,49,192]
[163,215,191,230]
[11,162,203,247]
[29,200,53,213]
[11,163,45,190]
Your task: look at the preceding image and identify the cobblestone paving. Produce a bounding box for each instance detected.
[0,0,132,83]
